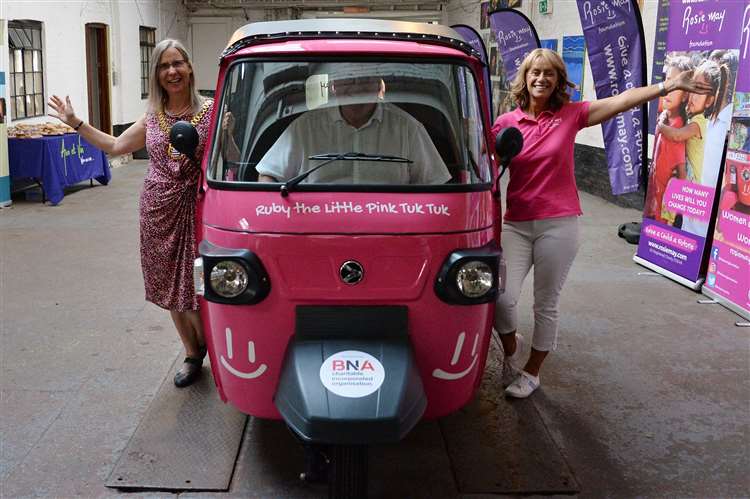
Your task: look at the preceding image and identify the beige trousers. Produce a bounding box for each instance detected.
[495,216,580,352]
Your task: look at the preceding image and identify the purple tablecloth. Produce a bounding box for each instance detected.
[8,134,111,205]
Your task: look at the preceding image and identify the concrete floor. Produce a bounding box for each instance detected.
[0,160,747,498]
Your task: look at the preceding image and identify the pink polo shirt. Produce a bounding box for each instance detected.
[491,101,590,222]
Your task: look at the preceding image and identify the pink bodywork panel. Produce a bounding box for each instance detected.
[200,220,496,420]
[196,36,501,421]
[202,190,493,234]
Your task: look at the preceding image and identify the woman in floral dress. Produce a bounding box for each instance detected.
[49,39,213,387]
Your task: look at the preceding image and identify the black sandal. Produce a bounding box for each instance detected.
[173,346,207,388]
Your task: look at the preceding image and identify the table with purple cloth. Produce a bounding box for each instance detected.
[8,133,111,205]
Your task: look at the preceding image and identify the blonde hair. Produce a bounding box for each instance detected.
[147,39,203,113]
[510,48,575,111]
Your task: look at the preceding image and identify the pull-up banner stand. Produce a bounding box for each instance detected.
[452,24,492,114]
[575,0,648,195]
[488,9,541,86]
[634,0,745,289]
[701,0,750,319]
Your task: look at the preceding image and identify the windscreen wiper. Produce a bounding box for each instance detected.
[280,152,412,197]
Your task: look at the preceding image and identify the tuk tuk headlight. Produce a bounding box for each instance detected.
[199,241,271,305]
[210,260,249,298]
[455,261,493,298]
[434,244,501,305]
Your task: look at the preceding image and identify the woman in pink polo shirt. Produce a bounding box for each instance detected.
[492,48,710,398]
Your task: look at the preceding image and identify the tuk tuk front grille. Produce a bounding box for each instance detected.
[295,305,408,339]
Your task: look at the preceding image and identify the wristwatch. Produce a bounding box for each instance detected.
[658,82,668,97]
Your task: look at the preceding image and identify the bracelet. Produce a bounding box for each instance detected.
[658,82,668,97]
[73,120,84,131]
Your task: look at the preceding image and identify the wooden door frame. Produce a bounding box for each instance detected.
[85,23,111,133]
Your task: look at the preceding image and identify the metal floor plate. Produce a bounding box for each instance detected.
[108,339,576,495]
[105,354,247,491]
[439,337,579,495]
[227,417,458,498]
[225,337,577,497]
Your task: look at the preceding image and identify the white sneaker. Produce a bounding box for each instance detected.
[504,370,540,398]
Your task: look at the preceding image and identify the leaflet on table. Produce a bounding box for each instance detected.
[702,2,750,319]
[635,0,746,287]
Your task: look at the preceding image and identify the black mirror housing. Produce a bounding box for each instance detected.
[169,121,199,159]
[494,127,523,168]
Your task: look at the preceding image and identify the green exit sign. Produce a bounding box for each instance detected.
[539,0,552,14]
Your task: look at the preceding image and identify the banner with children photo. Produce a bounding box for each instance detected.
[702,0,750,319]
[634,0,745,288]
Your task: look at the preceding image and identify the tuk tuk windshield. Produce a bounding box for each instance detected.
[209,60,492,188]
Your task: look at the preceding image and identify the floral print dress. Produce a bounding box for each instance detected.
[140,99,213,311]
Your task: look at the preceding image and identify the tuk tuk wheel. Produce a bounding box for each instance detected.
[328,444,368,499]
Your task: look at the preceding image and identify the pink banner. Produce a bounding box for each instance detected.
[663,179,715,223]
[704,148,750,317]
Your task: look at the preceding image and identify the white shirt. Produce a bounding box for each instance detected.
[255,104,451,185]
[681,103,732,237]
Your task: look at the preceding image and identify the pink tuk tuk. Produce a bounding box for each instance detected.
[169,18,522,498]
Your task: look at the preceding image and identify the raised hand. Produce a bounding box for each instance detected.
[47,95,78,127]
[671,70,713,95]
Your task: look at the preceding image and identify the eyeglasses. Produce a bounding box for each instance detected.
[158,60,187,72]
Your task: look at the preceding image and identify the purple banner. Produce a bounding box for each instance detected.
[737,3,750,93]
[636,219,707,277]
[576,0,646,195]
[452,25,493,113]
[488,9,540,86]
[636,0,746,286]
[648,0,671,135]
[667,0,744,51]
[703,1,750,317]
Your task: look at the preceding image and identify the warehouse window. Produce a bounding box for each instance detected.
[140,27,156,98]
[7,20,44,119]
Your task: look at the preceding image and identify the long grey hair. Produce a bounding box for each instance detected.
[147,39,203,113]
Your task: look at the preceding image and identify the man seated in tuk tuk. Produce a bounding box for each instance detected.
[255,73,452,185]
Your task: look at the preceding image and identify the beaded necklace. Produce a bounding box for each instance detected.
[158,100,211,159]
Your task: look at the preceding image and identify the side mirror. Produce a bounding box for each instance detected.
[494,127,523,168]
[169,121,199,160]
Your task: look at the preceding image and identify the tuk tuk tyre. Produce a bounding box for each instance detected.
[328,444,368,499]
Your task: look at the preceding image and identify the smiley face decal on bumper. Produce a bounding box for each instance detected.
[432,331,479,380]
[220,327,268,379]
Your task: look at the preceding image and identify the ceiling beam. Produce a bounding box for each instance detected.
[184,0,444,10]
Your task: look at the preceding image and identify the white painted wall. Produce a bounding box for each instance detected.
[2,0,188,128]
[443,0,659,150]
[186,9,266,93]
[1,0,661,149]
